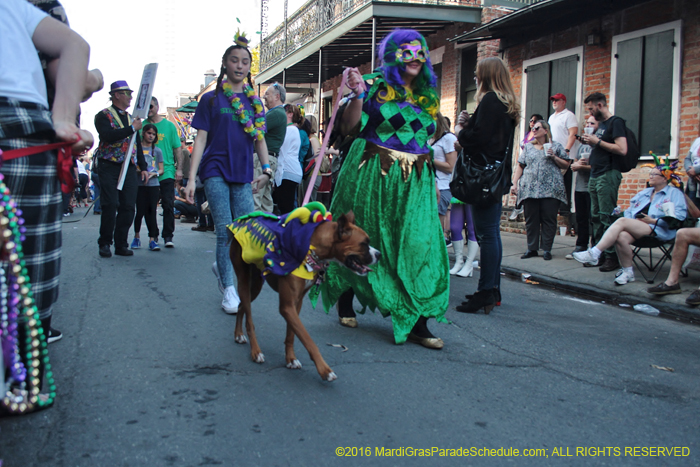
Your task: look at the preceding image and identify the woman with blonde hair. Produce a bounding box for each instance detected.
[454,57,520,314]
[511,119,571,261]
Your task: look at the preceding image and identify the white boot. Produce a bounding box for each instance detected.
[457,240,479,277]
[449,241,465,275]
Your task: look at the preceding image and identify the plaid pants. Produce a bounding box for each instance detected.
[0,98,62,320]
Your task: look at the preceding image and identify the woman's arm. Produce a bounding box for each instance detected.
[185,130,208,203]
[252,138,271,194]
[434,150,457,175]
[32,15,93,153]
[511,163,525,195]
[340,68,365,136]
[550,144,572,170]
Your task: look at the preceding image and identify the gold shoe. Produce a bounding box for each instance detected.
[339,317,358,328]
[407,333,444,350]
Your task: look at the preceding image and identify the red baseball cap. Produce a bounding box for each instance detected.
[550,93,566,101]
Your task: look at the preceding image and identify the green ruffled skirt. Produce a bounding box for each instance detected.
[315,138,449,343]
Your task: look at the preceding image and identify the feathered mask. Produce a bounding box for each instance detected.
[640,152,683,187]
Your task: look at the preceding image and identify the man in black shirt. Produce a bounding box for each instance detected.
[581,92,628,272]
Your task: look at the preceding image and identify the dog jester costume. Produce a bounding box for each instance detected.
[228,202,333,280]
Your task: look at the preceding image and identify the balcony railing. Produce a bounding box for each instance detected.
[260,0,487,72]
[259,0,542,72]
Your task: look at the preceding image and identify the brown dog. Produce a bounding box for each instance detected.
[229,210,380,381]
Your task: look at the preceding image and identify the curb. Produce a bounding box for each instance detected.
[500,266,700,324]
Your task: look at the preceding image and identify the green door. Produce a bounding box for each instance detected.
[549,55,579,116]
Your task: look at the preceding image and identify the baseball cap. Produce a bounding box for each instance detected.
[550,93,566,101]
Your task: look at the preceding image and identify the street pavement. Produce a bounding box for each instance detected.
[1,206,699,466]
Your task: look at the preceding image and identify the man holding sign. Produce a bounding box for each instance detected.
[94,80,148,258]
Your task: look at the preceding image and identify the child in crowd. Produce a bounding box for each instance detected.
[132,124,164,251]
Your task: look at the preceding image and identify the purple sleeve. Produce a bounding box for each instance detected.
[191,93,212,132]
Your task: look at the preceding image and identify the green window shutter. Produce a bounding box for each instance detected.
[640,30,674,155]
[614,37,643,139]
[525,61,551,122]
[550,55,578,116]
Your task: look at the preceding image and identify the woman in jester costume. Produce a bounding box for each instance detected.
[316,29,448,349]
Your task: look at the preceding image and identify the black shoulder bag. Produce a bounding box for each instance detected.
[450,123,515,208]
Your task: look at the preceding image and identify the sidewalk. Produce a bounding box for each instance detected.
[452,230,700,323]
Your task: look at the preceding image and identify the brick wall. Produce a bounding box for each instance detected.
[502,0,700,208]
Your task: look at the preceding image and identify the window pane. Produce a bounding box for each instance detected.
[641,30,674,155]
[614,37,643,138]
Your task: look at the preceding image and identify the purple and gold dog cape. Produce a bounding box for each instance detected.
[228,202,333,280]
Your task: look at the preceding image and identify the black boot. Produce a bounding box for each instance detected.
[456,289,496,314]
[337,289,357,328]
[464,288,501,306]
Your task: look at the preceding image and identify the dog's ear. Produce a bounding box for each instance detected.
[336,211,355,241]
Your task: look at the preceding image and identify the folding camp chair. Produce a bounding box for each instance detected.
[631,236,675,284]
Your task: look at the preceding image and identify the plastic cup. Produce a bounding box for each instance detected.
[584,127,594,135]
[543,142,552,156]
[560,226,567,236]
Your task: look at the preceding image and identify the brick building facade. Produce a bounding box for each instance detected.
[497,0,700,208]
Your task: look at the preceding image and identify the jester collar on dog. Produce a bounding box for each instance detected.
[228,202,338,280]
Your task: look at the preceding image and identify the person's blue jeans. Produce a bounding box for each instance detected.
[92,172,101,212]
[472,200,503,292]
[204,177,254,288]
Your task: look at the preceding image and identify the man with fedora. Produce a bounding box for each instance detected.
[94,80,148,257]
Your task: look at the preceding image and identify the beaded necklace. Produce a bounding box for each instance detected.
[0,174,55,414]
[221,79,266,141]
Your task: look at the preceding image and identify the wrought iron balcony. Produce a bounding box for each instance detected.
[259,0,539,73]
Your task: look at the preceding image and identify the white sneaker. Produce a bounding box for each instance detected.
[212,262,224,294]
[614,269,635,286]
[572,249,599,266]
[222,286,240,314]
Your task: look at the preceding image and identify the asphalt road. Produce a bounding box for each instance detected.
[1,209,699,467]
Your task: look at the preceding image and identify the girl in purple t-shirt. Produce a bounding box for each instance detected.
[185,36,272,313]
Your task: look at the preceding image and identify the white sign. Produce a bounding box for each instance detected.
[118,63,159,190]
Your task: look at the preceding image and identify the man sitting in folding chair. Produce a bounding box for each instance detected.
[647,227,700,305]
[573,163,687,286]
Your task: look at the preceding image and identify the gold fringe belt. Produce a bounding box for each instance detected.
[358,141,432,181]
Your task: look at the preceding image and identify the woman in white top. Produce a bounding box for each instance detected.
[273,104,303,214]
[431,113,458,243]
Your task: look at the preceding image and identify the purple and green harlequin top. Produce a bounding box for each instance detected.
[359,73,435,154]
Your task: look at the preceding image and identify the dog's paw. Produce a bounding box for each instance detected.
[253,353,265,364]
[235,335,248,344]
[286,359,302,370]
[325,371,337,382]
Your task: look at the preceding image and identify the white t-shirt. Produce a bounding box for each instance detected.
[548,108,579,156]
[77,161,88,176]
[0,0,49,107]
[276,125,302,186]
[432,132,458,190]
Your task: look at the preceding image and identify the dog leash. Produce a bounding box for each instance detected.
[0,141,77,194]
[302,68,365,205]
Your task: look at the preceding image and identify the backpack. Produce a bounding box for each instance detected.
[609,116,640,173]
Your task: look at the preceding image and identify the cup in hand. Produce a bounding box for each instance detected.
[543,142,553,156]
[584,127,594,135]
[661,202,675,217]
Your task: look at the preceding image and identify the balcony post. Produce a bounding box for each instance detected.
[318,47,323,128]
[371,17,377,71]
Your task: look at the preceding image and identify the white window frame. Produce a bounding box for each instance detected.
[610,20,682,159]
[520,46,584,144]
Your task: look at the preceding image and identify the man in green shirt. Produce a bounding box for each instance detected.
[254,82,287,212]
[144,96,183,247]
